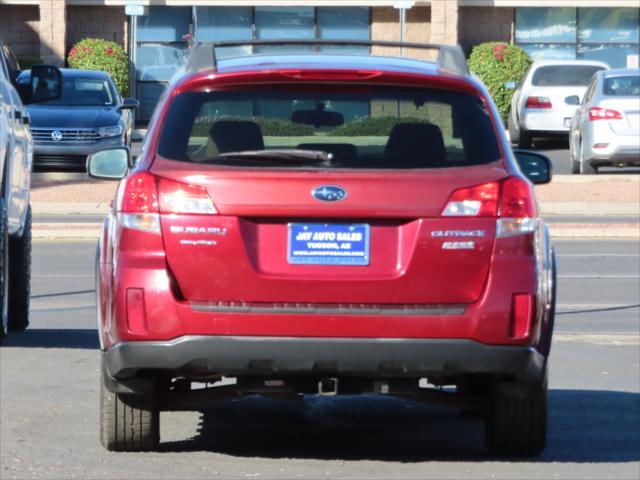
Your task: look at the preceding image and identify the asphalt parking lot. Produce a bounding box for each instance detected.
[3,134,639,479]
[0,238,638,479]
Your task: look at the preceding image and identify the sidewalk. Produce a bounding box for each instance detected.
[30,173,639,239]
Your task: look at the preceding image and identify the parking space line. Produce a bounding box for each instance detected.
[558,274,640,279]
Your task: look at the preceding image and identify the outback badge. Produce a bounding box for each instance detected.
[312,185,347,202]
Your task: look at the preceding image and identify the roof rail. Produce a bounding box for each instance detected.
[185,40,469,77]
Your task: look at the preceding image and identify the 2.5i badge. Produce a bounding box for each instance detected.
[442,241,475,250]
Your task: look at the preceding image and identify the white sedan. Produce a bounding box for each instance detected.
[569,69,640,174]
[508,60,609,148]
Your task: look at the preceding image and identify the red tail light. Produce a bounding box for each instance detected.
[442,177,538,237]
[441,181,500,217]
[497,176,537,237]
[116,172,217,233]
[510,293,534,339]
[499,176,537,218]
[525,96,552,109]
[115,172,161,233]
[589,107,623,121]
[158,178,216,214]
[116,171,158,213]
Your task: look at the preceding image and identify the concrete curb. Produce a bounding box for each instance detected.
[541,202,639,216]
[32,202,111,215]
[548,227,639,239]
[33,230,101,239]
[547,174,640,183]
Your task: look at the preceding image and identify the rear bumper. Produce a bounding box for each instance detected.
[103,335,546,385]
[586,146,640,168]
[522,111,573,134]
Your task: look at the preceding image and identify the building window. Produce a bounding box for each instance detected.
[196,6,370,55]
[515,7,576,44]
[318,7,370,54]
[515,7,640,68]
[133,6,370,122]
[135,6,192,121]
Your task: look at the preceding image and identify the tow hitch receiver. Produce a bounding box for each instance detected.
[318,377,339,396]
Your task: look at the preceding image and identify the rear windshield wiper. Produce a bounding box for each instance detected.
[217,149,333,163]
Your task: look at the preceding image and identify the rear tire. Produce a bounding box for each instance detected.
[570,138,580,174]
[578,140,597,174]
[8,205,31,331]
[100,363,160,452]
[517,129,532,149]
[579,160,597,174]
[484,368,548,457]
[0,199,8,341]
[570,158,580,174]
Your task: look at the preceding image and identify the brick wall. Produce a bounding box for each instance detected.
[371,6,431,60]
[459,7,514,53]
[66,6,127,53]
[0,5,40,58]
[431,0,458,46]
[39,0,66,66]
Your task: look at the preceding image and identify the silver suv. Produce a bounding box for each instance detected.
[0,40,61,340]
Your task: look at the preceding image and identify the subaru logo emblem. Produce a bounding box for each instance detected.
[312,185,347,202]
[51,130,63,142]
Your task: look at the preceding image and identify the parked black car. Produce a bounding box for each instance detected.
[17,68,137,170]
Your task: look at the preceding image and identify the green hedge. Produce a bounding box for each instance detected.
[331,116,422,136]
[16,56,43,69]
[67,38,129,95]
[191,117,314,137]
[468,42,532,124]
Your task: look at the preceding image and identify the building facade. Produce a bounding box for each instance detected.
[1,0,638,119]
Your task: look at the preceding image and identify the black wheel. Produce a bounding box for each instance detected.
[570,158,580,174]
[484,368,548,457]
[570,136,580,174]
[0,198,8,341]
[517,129,532,149]
[8,205,31,331]
[100,360,160,452]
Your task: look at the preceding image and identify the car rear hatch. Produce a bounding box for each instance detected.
[525,86,588,129]
[144,80,509,308]
[151,159,507,306]
[595,98,640,136]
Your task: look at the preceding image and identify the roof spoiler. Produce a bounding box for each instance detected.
[185,40,469,77]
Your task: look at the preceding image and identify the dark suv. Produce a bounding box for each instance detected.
[89,40,556,456]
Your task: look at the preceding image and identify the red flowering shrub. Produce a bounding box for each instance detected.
[67,38,129,95]
[468,42,532,124]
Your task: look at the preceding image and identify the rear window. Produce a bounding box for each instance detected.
[603,75,640,96]
[531,65,605,87]
[157,87,501,169]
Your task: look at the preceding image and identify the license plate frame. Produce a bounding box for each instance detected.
[287,223,370,266]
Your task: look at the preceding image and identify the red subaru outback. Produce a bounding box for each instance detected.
[90,41,556,455]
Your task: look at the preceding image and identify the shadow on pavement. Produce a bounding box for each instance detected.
[160,390,640,463]
[1,328,99,349]
[532,138,569,151]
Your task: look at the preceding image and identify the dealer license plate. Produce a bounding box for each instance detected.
[287,223,370,266]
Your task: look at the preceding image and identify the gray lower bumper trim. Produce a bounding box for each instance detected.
[191,303,465,316]
[104,336,545,383]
